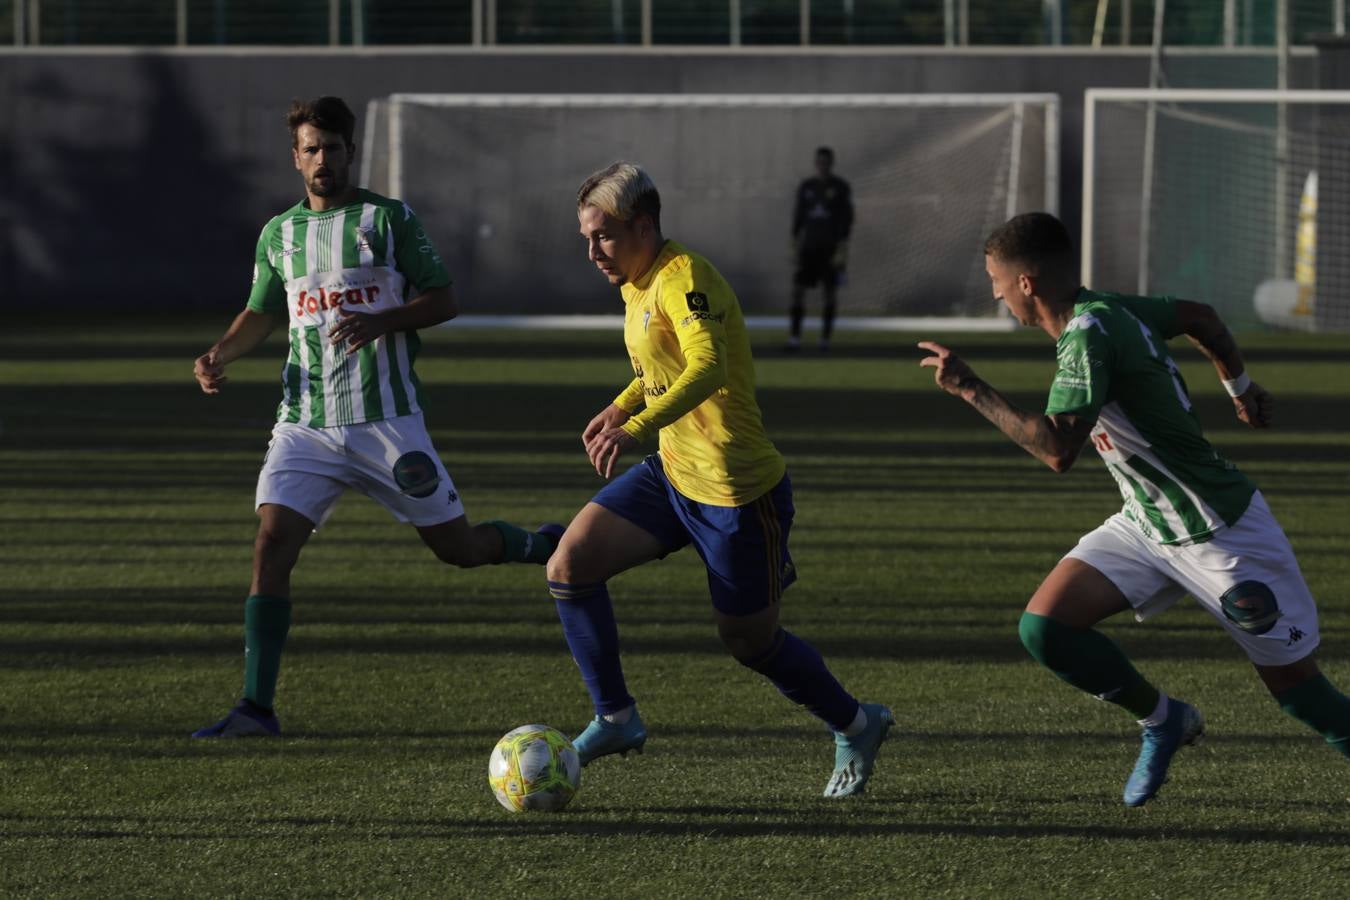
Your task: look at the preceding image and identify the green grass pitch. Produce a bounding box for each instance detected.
[1,317,1347,897]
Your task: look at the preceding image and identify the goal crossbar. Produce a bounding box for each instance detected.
[387,92,1062,108]
[364,91,1060,329]
[380,92,1060,220]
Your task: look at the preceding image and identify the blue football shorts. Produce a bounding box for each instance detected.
[591,454,798,616]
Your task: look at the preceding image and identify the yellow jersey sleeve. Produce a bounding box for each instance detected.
[613,377,645,414]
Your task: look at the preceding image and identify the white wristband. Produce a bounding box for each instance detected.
[1222,371,1251,397]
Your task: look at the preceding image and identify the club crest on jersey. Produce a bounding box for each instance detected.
[685,292,709,312]
[642,309,651,332]
[354,227,375,253]
[1065,311,1109,336]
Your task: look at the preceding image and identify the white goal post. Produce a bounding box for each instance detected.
[1083,88,1350,332]
[361,92,1060,329]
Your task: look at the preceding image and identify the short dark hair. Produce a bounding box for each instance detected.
[816,146,834,162]
[287,96,356,149]
[984,212,1075,275]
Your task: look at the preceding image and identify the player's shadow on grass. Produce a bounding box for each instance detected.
[9,810,1343,845]
[0,629,1288,667]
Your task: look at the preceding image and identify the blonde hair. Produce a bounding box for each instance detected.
[576,161,661,229]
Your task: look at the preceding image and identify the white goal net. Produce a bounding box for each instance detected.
[361,93,1059,326]
[1084,88,1350,332]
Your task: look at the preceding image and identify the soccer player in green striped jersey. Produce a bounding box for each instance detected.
[190,96,559,739]
[920,212,1348,806]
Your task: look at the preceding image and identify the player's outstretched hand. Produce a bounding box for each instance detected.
[194,349,227,394]
[330,306,388,354]
[1234,381,1273,429]
[917,340,978,398]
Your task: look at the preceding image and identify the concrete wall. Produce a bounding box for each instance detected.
[0,46,1313,311]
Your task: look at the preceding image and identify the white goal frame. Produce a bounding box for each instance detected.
[364,92,1060,331]
[1081,88,1350,291]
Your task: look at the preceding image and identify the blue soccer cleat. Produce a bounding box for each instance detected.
[191,699,281,739]
[573,709,647,766]
[823,702,895,798]
[1123,699,1204,807]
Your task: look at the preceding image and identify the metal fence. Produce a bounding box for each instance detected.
[3,1,1347,47]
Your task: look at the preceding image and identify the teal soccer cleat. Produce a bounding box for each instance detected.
[573,709,647,766]
[191,699,281,739]
[823,703,895,798]
[1123,699,1205,807]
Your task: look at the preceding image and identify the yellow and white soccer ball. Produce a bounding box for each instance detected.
[488,724,581,812]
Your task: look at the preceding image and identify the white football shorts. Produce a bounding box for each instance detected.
[255,414,465,528]
[1065,492,1320,667]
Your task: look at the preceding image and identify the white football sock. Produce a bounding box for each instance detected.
[1137,693,1170,729]
[838,705,868,738]
[603,705,634,725]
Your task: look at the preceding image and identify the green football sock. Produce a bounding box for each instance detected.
[243,594,291,711]
[485,520,554,564]
[1276,674,1350,758]
[1019,612,1160,719]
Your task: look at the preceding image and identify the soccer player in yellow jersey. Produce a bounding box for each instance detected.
[546,162,893,798]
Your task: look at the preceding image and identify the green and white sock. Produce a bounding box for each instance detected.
[1019,612,1161,720]
[486,520,554,564]
[1277,674,1350,758]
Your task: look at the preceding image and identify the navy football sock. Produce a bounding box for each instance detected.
[549,581,635,716]
[739,628,860,732]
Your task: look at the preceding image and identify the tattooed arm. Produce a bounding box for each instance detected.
[918,341,1094,473]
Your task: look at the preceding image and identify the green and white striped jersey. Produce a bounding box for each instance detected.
[246,189,451,427]
[1045,290,1255,545]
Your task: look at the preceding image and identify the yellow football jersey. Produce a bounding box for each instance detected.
[614,241,785,506]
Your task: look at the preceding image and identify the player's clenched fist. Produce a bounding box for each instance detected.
[582,403,631,452]
[586,427,638,480]
[1234,381,1274,429]
[194,349,227,394]
[917,340,978,398]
